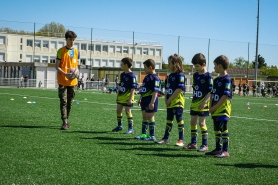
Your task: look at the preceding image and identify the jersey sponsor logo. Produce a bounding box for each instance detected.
[200,79,205,84]
[193,90,203,97]
[172,77,175,81]
[212,93,219,101]
[194,85,199,90]
[139,87,147,93]
[120,86,126,92]
[125,78,129,81]
[218,82,222,87]
[167,88,173,94]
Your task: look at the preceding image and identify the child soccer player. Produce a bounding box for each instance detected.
[55,30,79,130]
[112,57,137,134]
[252,83,257,97]
[135,59,160,141]
[183,53,213,152]
[155,54,185,146]
[205,55,232,158]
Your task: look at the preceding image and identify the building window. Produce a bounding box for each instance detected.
[20,45,23,50]
[73,43,79,49]
[116,46,122,53]
[135,61,141,68]
[149,49,154,55]
[20,54,22,59]
[87,59,93,65]
[34,56,40,63]
[26,55,32,62]
[35,40,41,47]
[143,48,148,55]
[101,60,107,67]
[50,57,56,63]
[0,53,5,61]
[136,48,142,55]
[20,38,23,43]
[108,60,114,67]
[50,41,56,49]
[81,59,86,65]
[58,42,64,49]
[123,47,128,53]
[103,45,108,52]
[27,40,33,47]
[115,60,121,67]
[42,56,48,63]
[81,44,87,50]
[0,36,5,44]
[88,44,94,51]
[155,63,161,69]
[43,41,49,48]
[94,59,100,67]
[109,46,115,52]
[155,49,161,56]
[96,45,101,51]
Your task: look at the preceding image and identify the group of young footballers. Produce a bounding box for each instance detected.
[56,30,232,158]
[234,82,278,97]
[112,53,232,158]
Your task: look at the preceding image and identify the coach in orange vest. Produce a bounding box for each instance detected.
[55,30,80,130]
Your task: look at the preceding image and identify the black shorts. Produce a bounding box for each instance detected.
[190,110,209,117]
[140,96,158,113]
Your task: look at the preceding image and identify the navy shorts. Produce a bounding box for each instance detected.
[190,110,209,117]
[141,96,158,113]
[167,107,183,121]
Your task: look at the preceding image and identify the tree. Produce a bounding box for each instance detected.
[259,65,278,76]
[37,22,66,37]
[252,54,267,69]
[232,57,249,68]
[0,27,28,34]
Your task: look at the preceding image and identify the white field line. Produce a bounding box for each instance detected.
[1,92,278,122]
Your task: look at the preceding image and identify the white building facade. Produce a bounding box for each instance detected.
[0,33,163,83]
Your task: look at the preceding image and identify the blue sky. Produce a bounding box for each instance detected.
[1,0,277,72]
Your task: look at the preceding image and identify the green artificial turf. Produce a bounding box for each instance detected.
[0,88,277,185]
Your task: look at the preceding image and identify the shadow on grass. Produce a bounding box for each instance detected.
[215,163,278,169]
[136,153,203,158]
[81,136,133,141]
[69,131,109,134]
[99,142,155,146]
[116,147,178,152]
[0,125,59,129]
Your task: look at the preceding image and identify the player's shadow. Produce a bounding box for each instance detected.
[69,130,109,134]
[81,136,133,141]
[136,153,202,158]
[0,125,59,129]
[99,141,155,146]
[117,147,178,152]
[215,163,278,169]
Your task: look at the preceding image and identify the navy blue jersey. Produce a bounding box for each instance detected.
[211,74,232,118]
[191,72,213,112]
[166,72,185,108]
[117,72,137,104]
[139,73,160,98]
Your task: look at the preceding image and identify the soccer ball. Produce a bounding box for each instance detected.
[69,68,79,79]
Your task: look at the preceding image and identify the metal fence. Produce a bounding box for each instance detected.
[0,77,193,93]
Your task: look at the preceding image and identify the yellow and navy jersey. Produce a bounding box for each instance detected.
[166,72,186,108]
[117,72,137,103]
[243,84,247,91]
[211,74,232,118]
[139,74,160,98]
[190,72,213,112]
[252,85,257,91]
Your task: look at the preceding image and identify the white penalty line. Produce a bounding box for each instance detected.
[1,92,277,122]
